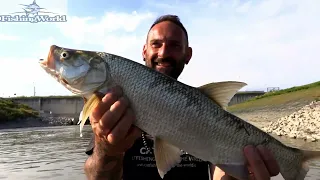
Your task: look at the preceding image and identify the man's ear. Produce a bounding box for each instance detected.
[185,47,192,65]
[142,44,147,61]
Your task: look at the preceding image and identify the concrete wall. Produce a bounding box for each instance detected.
[7,91,265,117]
[9,97,84,118]
[228,91,265,106]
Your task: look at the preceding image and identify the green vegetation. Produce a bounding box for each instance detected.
[0,98,39,122]
[249,81,319,101]
[228,81,320,112]
[7,95,81,99]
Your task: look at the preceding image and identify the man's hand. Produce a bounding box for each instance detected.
[212,145,280,180]
[84,86,142,180]
[90,86,141,155]
[244,145,280,180]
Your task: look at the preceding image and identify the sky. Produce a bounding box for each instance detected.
[0,0,319,97]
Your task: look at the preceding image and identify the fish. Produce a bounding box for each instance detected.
[39,45,320,180]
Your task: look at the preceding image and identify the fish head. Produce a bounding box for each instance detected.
[39,45,109,96]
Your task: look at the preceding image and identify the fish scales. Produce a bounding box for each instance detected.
[39,45,320,180]
[104,53,273,163]
[104,54,309,179]
[104,55,314,180]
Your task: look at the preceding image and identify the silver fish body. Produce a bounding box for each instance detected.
[39,45,319,180]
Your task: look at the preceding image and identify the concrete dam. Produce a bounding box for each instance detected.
[8,91,265,119]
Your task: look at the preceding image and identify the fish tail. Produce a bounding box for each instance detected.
[282,150,320,180]
[302,150,320,161]
[79,94,101,137]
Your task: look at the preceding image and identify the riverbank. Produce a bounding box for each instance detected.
[0,98,78,129]
[262,100,320,141]
[228,81,320,142]
[0,116,77,130]
[0,98,39,121]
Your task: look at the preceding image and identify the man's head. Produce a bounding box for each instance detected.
[142,14,192,79]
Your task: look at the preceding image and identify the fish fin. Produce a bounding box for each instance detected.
[216,164,249,180]
[281,150,320,180]
[79,94,101,137]
[154,137,183,178]
[198,81,247,110]
[77,110,83,125]
[299,150,320,178]
[295,150,320,180]
[303,150,320,161]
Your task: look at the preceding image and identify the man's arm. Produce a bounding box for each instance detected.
[84,135,124,180]
[83,87,141,180]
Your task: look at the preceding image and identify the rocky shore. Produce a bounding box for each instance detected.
[41,116,77,125]
[0,116,78,130]
[262,100,320,142]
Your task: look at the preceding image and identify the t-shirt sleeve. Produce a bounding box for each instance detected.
[85,134,95,155]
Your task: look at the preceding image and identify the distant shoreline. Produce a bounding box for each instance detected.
[0,116,77,130]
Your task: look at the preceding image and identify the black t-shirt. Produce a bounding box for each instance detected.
[85,135,211,180]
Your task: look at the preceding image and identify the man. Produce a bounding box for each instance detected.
[84,14,280,180]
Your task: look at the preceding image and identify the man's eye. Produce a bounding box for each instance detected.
[152,43,161,47]
[171,43,181,48]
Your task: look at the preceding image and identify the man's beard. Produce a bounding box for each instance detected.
[147,56,186,79]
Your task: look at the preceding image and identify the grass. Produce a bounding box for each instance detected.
[0,98,39,122]
[227,81,320,112]
[7,95,81,99]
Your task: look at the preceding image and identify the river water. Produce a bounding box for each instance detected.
[0,126,319,180]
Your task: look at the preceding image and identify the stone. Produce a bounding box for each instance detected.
[262,100,320,141]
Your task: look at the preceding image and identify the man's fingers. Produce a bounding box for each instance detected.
[124,126,141,145]
[107,108,135,145]
[122,126,142,151]
[91,86,123,121]
[99,97,129,135]
[257,145,280,176]
[244,145,270,180]
[127,126,141,140]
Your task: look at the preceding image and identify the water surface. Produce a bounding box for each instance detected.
[0,126,319,179]
[0,126,91,180]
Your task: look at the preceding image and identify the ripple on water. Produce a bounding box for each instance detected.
[1,125,320,180]
[0,126,91,180]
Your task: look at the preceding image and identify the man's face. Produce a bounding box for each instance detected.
[142,21,192,79]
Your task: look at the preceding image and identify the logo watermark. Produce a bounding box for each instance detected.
[0,0,67,23]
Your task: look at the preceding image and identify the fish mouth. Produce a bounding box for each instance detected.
[39,45,86,95]
[61,77,69,85]
[39,61,68,85]
[39,60,85,95]
[40,45,109,96]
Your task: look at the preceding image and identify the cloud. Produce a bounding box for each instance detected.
[137,0,320,90]
[54,0,319,92]
[0,0,68,15]
[36,37,56,58]
[56,11,155,45]
[54,11,156,61]
[0,34,20,41]
[2,0,319,97]
[235,1,252,13]
[0,56,71,97]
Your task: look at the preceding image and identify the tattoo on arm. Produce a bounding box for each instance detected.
[85,137,124,180]
[93,155,123,180]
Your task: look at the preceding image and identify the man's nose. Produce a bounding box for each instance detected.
[157,44,171,58]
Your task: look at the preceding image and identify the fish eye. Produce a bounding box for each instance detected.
[60,51,69,59]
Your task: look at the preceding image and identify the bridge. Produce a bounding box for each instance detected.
[6,91,265,118]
